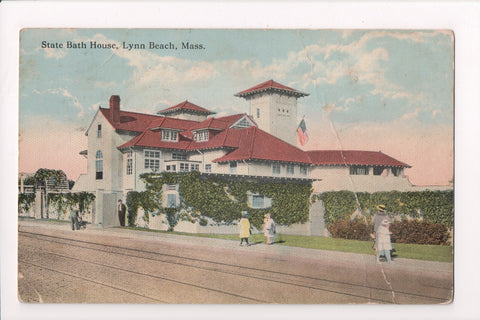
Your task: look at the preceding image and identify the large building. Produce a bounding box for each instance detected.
[73,80,415,227]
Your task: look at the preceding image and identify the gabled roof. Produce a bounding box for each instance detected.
[306,150,411,168]
[188,113,247,131]
[213,127,311,164]
[235,80,309,98]
[117,129,193,150]
[99,108,161,133]
[149,116,198,131]
[157,100,215,116]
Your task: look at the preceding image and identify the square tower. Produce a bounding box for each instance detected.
[235,80,309,146]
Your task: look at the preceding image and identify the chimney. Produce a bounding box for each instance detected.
[109,95,120,123]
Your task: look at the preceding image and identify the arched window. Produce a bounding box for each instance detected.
[95,150,103,180]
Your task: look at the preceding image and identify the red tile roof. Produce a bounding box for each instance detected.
[118,129,193,150]
[188,114,245,131]
[105,107,409,168]
[306,150,411,168]
[157,100,215,115]
[235,80,309,98]
[213,127,312,164]
[100,108,161,133]
[149,116,198,131]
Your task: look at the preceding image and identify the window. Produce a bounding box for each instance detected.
[144,150,160,171]
[95,150,103,180]
[162,130,178,142]
[391,167,402,177]
[252,195,265,208]
[205,164,212,172]
[272,163,280,175]
[232,117,252,129]
[166,165,176,172]
[256,108,260,118]
[350,166,369,175]
[180,163,188,172]
[300,165,308,176]
[172,153,187,160]
[230,162,237,173]
[194,130,209,142]
[126,152,133,175]
[373,167,384,176]
[97,124,102,138]
[286,164,294,175]
[190,164,199,171]
[167,194,177,208]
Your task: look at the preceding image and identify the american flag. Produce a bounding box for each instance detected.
[297,118,308,146]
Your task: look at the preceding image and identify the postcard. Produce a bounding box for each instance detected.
[16,28,455,307]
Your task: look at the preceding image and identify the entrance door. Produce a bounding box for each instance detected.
[102,193,118,227]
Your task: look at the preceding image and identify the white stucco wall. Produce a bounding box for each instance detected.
[248,92,298,146]
[249,93,271,133]
[86,111,134,196]
[310,165,416,193]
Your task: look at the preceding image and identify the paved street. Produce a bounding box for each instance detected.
[18,220,453,304]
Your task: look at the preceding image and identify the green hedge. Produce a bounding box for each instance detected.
[320,190,453,229]
[137,172,312,229]
[46,192,96,219]
[18,194,35,213]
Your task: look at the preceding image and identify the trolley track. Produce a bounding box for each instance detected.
[18,230,451,304]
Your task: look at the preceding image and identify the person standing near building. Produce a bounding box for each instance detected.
[239,211,251,246]
[376,218,393,264]
[117,199,126,227]
[372,204,393,263]
[263,213,276,245]
[70,209,79,231]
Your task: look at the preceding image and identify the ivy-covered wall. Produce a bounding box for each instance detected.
[18,194,35,216]
[46,192,96,220]
[128,172,313,230]
[318,190,454,229]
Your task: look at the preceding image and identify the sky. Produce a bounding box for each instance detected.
[19,29,454,186]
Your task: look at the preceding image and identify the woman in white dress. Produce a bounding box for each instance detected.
[376,218,393,264]
[263,213,276,245]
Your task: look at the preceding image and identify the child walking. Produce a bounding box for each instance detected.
[239,211,251,246]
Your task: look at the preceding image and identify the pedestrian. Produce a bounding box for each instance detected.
[239,211,251,246]
[263,213,276,245]
[372,204,393,263]
[117,199,126,227]
[70,209,79,231]
[376,218,393,264]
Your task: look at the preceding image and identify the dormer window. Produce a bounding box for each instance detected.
[194,130,209,142]
[162,130,178,142]
[231,115,254,129]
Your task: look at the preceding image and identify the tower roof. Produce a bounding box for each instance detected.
[235,80,309,98]
[157,100,216,116]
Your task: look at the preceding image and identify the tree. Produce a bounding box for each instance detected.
[33,169,67,218]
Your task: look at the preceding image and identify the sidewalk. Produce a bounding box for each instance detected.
[18,219,453,276]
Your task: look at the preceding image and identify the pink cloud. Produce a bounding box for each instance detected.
[19,121,87,181]
[303,118,453,186]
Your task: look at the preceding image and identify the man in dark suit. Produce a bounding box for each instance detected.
[117,199,126,227]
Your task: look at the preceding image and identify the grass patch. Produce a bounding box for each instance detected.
[124,227,453,263]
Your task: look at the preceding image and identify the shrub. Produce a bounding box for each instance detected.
[165,207,179,231]
[328,218,373,241]
[390,220,449,245]
[199,218,208,226]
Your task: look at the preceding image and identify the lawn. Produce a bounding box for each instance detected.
[126,227,453,263]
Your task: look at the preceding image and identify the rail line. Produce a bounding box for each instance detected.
[19,259,168,303]
[18,230,451,304]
